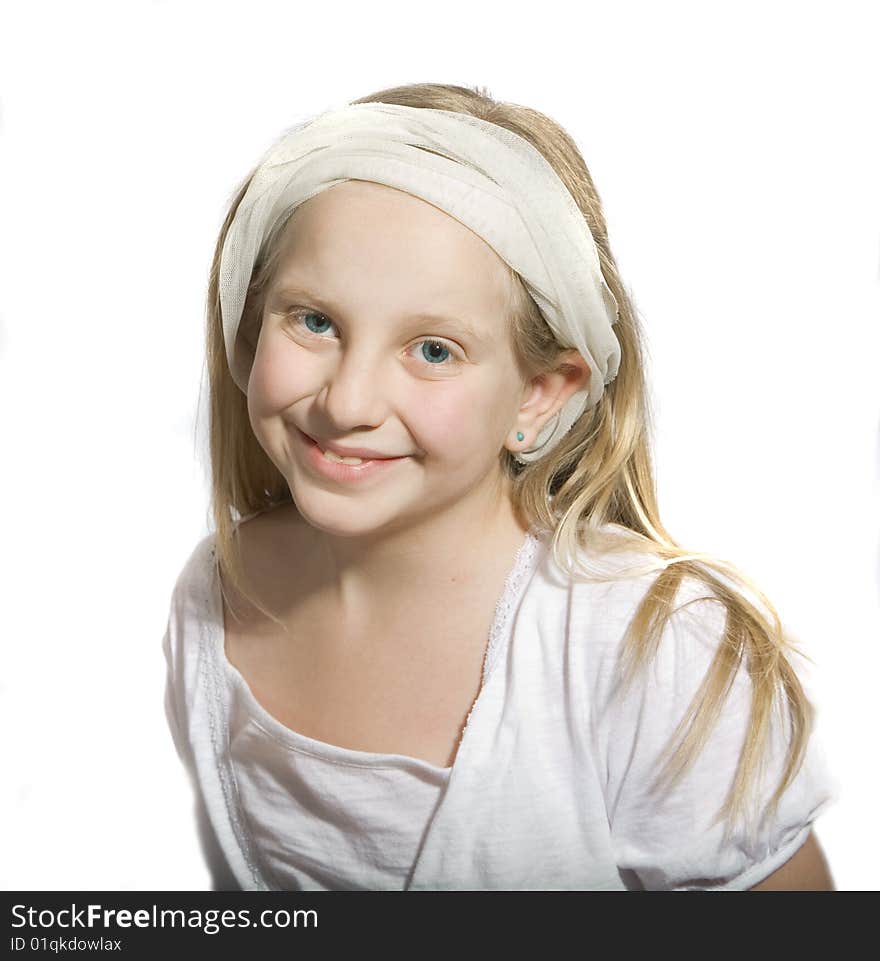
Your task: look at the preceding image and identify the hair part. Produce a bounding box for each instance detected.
[200,81,818,847]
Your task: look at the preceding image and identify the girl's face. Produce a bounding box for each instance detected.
[247,179,532,540]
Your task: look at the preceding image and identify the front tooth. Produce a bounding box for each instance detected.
[322,448,366,465]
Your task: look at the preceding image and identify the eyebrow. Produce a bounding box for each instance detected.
[267,283,486,344]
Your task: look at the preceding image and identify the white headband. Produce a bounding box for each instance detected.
[219,101,622,463]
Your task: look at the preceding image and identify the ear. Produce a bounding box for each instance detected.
[505,350,591,456]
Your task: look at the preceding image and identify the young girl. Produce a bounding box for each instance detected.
[162,82,838,891]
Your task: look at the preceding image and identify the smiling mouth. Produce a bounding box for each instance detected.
[298,428,406,464]
[320,447,374,465]
[295,427,407,467]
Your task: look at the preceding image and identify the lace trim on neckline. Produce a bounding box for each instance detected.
[481,528,542,685]
[450,527,542,758]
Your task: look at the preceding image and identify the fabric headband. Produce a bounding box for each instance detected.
[219,100,622,463]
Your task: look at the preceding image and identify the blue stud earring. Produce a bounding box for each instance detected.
[516,431,524,442]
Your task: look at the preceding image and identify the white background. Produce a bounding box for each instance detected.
[1,0,876,890]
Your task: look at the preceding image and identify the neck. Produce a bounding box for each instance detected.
[281,473,531,630]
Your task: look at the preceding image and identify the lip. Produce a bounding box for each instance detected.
[302,432,400,460]
[294,428,410,484]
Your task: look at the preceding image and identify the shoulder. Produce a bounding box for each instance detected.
[162,530,220,730]
[536,525,748,734]
[167,529,218,614]
[544,523,730,660]
[163,529,219,671]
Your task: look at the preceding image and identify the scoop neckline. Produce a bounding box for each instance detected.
[207,524,544,774]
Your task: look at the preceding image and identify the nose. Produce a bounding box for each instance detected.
[317,342,391,430]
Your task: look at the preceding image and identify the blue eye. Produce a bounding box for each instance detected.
[420,341,451,364]
[288,309,461,367]
[301,311,333,335]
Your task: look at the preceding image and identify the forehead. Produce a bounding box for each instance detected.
[268,180,514,320]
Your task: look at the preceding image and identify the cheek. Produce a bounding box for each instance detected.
[248,334,304,415]
[412,382,510,457]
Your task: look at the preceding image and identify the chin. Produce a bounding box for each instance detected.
[286,488,400,538]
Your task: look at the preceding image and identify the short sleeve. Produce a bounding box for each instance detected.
[161,532,219,775]
[602,590,839,891]
[162,598,197,780]
[160,535,242,890]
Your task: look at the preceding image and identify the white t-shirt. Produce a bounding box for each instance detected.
[162,521,838,890]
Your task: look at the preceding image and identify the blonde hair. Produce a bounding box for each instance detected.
[200,81,818,847]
